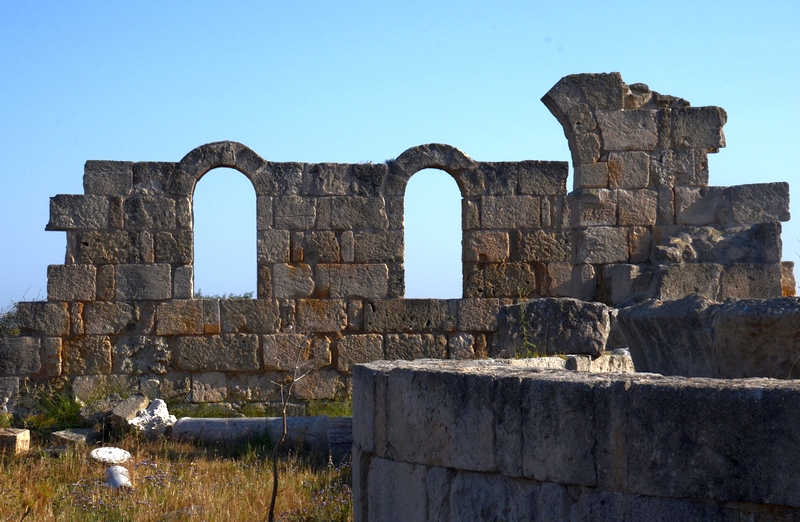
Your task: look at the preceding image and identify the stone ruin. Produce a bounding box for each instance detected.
[1,71,798,518]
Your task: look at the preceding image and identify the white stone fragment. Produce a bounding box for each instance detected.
[128,399,177,440]
[90,447,132,464]
[105,465,132,489]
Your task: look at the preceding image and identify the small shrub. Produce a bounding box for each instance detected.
[307,399,352,417]
[0,302,20,337]
[23,384,83,431]
[194,289,254,300]
[0,412,13,428]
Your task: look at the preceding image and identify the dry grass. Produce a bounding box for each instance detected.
[0,435,351,522]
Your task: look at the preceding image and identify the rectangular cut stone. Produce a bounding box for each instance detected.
[364,299,449,332]
[15,302,69,336]
[227,373,279,402]
[351,163,388,197]
[256,196,273,229]
[176,334,260,371]
[471,263,538,298]
[154,231,192,263]
[337,334,384,371]
[366,457,429,522]
[547,262,574,297]
[84,160,134,196]
[272,263,315,298]
[63,335,112,375]
[84,302,136,335]
[654,263,722,301]
[517,161,568,196]
[191,372,227,402]
[354,231,403,263]
[75,230,140,264]
[114,336,171,374]
[274,196,316,229]
[596,110,658,151]
[481,196,540,229]
[0,428,30,455]
[385,334,447,360]
[330,197,389,229]
[172,265,192,299]
[730,183,790,224]
[115,264,171,300]
[462,199,480,230]
[617,189,658,226]
[0,337,41,375]
[577,227,628,264]
[305,163,349,196]
[671,106,727,150]
[96,265,115,300]
[300,231,340,263]
[46,195,110,231]
[571,132,601,164]
[608,151,650,189]
[155,300,204,335]
[295,299,347,332]
[42,337,62,376]
[464,231,509,262]
[257,230,290,263]
[47,264,97,301]
[315,264,389,298]
[123,196,176,230]
[675,187,732,226]
[220,299,280,334]
[520,230,572,262]
[481,162,518,195]
[574,162,608,189]
[262,334,311,370]
[569,189,617,227]
[719,263,783,300]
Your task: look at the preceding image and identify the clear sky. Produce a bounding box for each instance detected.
[1,1,798,305]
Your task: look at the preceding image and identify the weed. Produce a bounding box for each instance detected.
[307,399,352,418]
[194,290,254,300]
[23,384,83,432]
[0,301,20,337]
[0,412,12,428]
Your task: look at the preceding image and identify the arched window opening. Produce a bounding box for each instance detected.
[193,167,256,298]
[404,168,462,298]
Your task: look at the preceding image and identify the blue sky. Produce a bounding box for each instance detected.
[1,1,798,304]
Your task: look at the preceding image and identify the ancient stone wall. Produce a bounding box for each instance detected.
[0,72,793,407]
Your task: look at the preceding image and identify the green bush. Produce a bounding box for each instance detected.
[0,302,20,337]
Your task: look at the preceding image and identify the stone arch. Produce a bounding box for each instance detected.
[386,143,483,197]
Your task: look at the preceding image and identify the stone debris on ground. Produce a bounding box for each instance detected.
[0,428,30,455]
[128,399,177,440]
[104,465,132,489]
[89,446,131,465]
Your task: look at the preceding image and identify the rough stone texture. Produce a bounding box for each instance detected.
[295,299,347,332]
[220,299,280,333]
[576,227,628,264]
[385,334,447,360]
[463,231,509,262]
[481,196,540,229]
[63,336,112,375]
[0,428,30,455]
[48,264,97,301]
[176,335,260,371]
[596,109,658,151]
[47,195,110,230]
[457,298,500,331]
[364,299,449,332]
[85,302,136,335]
[191,372,226,402]
[0,337,41,376]
[16,302,70,337]
[520,230,571,262]
[115,264,171,301]
[729,182,790,224]
[272,263,315,298]
[257,229,291,263]
[315,264,389,298]
[337,335,384,372]
[114,336,171,375]
[155,300,203,335]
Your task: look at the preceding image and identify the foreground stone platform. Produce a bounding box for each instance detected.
[353,360,800,521]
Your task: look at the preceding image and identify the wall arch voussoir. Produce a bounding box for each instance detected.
[387,143,481,197]
[169,141,270,196]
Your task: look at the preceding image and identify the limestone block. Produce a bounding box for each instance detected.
[154,231,192,263]
[257,229,290,263]
[15,301,69,336]
[628,226,651,264]
[547,262,574,297]
[42,337,62,377]
[517,160,569,196]
[784,262,796,297]
[573,161,607,189]
[220,299,280,334]
[387,263,405,298]
[274,196,316,229]
[123,195,176,230]
[675,186,732,226]
[340,230,355,262]
[670,106,727,150]
[564,103,597,133]
[354,231,403,263]
[571,264,597,301]
[448,332,474,360]
[616,189,658,226]
[140,373,190,403]
[84,160,134,196]
[385,196,403,229]
[256,196,272,229]
[132,161,172,195]
[114,336,171,375]
[596,110,658,151]
[481,162,518,195]
[481,196,540,229]
[155,300,203,335]
[315,264,389,298]
[520,229,571,262]
[608,151,650,189]
[200,299,221,334]
[140,231,154,263]
[330,196,388,229]
[464,231,509,262]
[75,230,140,264]
[0,429,30,455]
[115,264,171,300]
[191,372,226,403]
[719,263,783,300]
[653,263,722,301]
[385,334,447,360]
[449,470,542,521]
[172,265,193,299]
[96,265,115,301]
[351,162,388,197]
[272,263,314,298]
[291,369,343,400]
[542,73,624,118]
[108,393,150,432]
[337,334,384,372]
[569,189,617,227]
[85,302,136,335]
[366,457,428,522]
[364,299,449,332]
[263,161,302,196]
[262,333,310,371]
[46,195,110,231]
[63,335,112,375]
[730,182,790,224]
[576,227,628,264]
[304,163,349,196]
[176,334,260,371]
[540,198,551,227]
[457,298,500,331]
[295,299,347,332]
[347,299,363,330]
[496,298,610,357]
[48,264,97,301]
[462,199,480,230]
[300,231,340,263]
[175,197,192,228]
[657,186,674,224]
[0,337,41,376]
[601,264,645,305]
[570,132,602,165]
[70,302,84,335]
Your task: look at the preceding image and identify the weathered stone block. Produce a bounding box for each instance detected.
[572,264,597,301]
[85,302,136,335]
[784,262,796,297]
[295,299,347,332]
[292,369,343,400]
[462,199,480,230]
[263,333,311,371]
[132,161,172,195]
[191,372,226,402]
[351,163,388,197]
[481,162,518,195]
[385,334,447,360]
[46,195,110,231]
[70,302,83,335]
[569,189,617,227]
[675,186,732,226]
[340,230,355,262]
[629,226,652,263]
[463,231,509,262]
[573,161,607,189]
[16,301,69,336]
[608,151,650,189]
[63,336,112,375]
[274,196,316,229]
[547,262,574,297]
[176,334,260,371]
[257,229,290,263]
[115,264,171,300]
[272,263,314,298]
[347,299,363,331]
[123,196,176,230]
[330,197,388,229]
[114,336,171,375]
[315,264,389,298]
[576,227,628,264]
[0,428,30,455]
[448,332,474,359]
[75,230,140,264]
[226,374,279,402]
[476,263,538,298]
[457,298,500,331]
[0,337,41,376]
[220,299,280,334]
[570,132,602,165]
[517,161,568,196]
[172,265,192,299]
[304,163,349,196]
[730,182,790,224]
[337,335,384,372]
[154,231,192,263]
[96,265,115,301]
[299,231,340,263]
[366,457,428,522]
[256,196,273,230]
[520,229,571,262]
[719,263,783,300]
[155,300,203,335]
[42,337,62,377]
[84,160,134,196]
[617,189,658,226]
[364,299,449,333]
[481,196,540,229]
[671,106,727,150]
[596,110,658,151]
[354,231,403,263]
[653,263,722,301]
[48,264,97,301]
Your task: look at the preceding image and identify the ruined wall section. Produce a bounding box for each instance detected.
[543,72,793,305]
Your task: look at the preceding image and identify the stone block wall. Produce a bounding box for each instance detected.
[0,72,794,407]
[353,360,800,521]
